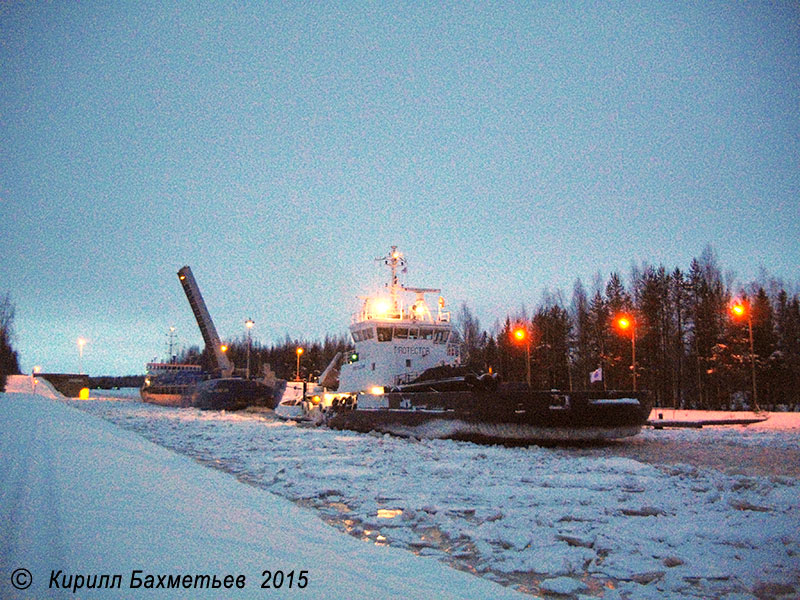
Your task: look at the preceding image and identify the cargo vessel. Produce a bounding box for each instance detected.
[140,361,205,406]
[141,266,276,410]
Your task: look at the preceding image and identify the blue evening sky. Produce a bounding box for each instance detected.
[2,2,798,375]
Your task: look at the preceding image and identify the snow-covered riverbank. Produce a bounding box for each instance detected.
[61,387,800,599]
[3,378,799,598]
[0,388,527,600]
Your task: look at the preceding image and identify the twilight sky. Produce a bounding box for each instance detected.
[2,2,798,376]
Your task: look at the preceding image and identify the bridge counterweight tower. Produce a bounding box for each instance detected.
[177,266,233,377]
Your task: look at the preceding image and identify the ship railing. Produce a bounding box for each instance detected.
[146,362,203,373]
[353,309,404,323]
[395,371,423,386]
[353,308,450,324]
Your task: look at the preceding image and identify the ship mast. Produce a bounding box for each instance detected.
[167,326,176,363]
[378,246,406,314]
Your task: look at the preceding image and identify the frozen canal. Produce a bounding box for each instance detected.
[69,392,799,599]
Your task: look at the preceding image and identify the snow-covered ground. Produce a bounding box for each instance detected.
[0,378,527,600]
[3,377,799,599]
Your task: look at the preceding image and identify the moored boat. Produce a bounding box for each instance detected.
[142,266,280,411]
[140,362,206,406]
[303,247,652,443]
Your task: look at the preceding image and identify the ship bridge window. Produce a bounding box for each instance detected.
[407,328,419,340]
[377,327,393,342]
[420,328,434,340]
[434,330,448,344]
[395,327,409,339]
[353,327,374,342]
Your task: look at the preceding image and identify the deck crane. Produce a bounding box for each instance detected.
[177,266,234,378]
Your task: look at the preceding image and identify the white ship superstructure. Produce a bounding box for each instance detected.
[337,247,460,393]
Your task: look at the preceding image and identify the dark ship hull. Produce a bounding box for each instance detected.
[326,384,652,443]
[181,378,278,411]
[140,363,206,407]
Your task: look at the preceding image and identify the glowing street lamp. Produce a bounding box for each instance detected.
[730,300,759,412]
[615,315,636,391]
[245,318,255,379]
[512,325,531,388]
[77,337,87,374]
[296,347,304,381]
[31,365,41,392]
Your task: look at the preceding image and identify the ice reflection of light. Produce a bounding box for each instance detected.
[377,508,403,519]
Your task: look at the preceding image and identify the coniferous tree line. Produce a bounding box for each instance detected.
[170,248,797,410]
[176,333,352,383]
[0,294,22,391]
[458,247,800,411]
[173,247,798,410]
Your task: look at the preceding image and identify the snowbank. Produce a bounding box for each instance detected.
[4,378,799,599]
[648,408,800,431]
[56,389,800,599]
[0,389,526,599]
[4,372,64,399]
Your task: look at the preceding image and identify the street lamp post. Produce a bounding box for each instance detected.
[77,337,87,374]
[296,347,304,381]
[245,318,254,379]
[31,365,41,393]
[615,316,636,391]
[512,325,531,388]
[731,301,759,412]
